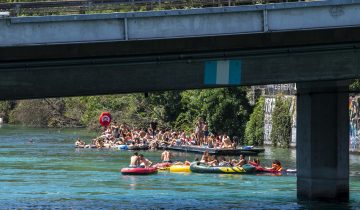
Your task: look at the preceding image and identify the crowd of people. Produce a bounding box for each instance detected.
[127,150,191,168]
[124,148,283,172]
[75,118,238,150]
[198,152,283,171]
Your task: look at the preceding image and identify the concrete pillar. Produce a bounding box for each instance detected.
[296,80,349,201]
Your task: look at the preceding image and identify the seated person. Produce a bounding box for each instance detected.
[129,152,139,167]
[207,155,218,166]
[200,151,209,163]
[267,160,283,172]
[221,137,233,149]
[234,154,247,167]
[139,154,153,168]
[218,156,231,167]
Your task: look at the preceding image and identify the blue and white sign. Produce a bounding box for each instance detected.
[204,60,242,85]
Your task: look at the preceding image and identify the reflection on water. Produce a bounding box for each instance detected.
[0,125,359,209]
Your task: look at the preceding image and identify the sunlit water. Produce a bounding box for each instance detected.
[0,125,359,209]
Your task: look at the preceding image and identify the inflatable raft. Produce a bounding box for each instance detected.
[120,167,157,175]
[248,161,297,174]
[190,162,256,174]
[118,145,128,150]
[169,165,191,172]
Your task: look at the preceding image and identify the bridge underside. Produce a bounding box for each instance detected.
[1,26,360,100]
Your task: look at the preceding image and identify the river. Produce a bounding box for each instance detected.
[0,125,359,209]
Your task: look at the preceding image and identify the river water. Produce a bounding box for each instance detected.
[0,125,359,209]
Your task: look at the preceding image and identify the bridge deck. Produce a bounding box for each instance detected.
[1,0,360,100]
[1,0,360,46]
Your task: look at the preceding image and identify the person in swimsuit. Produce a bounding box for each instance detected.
[161,150,172,163]
[203,122,209,145]
[129,152,139,167]
[235,154,247,167]
[139,154,153,168]
[267,160,283,171]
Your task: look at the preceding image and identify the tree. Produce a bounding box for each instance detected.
[178,87,251,142]
[0,101,13,123]
[9,99,50,127]
[245,96,265,146]
[145,91,183,128]
[350,79,360,92]
[270,95,292,148]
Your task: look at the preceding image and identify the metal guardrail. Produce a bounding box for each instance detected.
[0,0,303,16]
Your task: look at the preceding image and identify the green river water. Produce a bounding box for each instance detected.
[0,125,360,209]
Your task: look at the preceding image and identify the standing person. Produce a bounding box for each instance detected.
[112,122,120,138]
[195,117,204,145]
[150,120,158,138]
[161,149,172,163]
[129,152,140,167]
[203,122,209,145]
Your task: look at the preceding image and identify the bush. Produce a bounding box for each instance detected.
[270,95,292,148]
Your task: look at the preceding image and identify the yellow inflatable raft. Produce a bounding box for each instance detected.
[169,165,191,173]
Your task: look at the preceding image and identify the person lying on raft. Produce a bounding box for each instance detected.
[139,154,153,168]
[129,152,140,168]
[266,160,283,172]
[161,149,172,163]
[172,160,191,166]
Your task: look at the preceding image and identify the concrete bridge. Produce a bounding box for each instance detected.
[1,0,360,202]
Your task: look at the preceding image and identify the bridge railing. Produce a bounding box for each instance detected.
[0,0,305,16]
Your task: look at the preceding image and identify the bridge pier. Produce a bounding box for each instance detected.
[296,81,349,201]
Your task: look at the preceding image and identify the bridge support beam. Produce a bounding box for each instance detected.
[296,80,349,201]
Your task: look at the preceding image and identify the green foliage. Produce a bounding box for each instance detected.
[145,91,183,128]
[270,95,292,148]
[350,79,360,92]
[0,101,13,122]
[9,99,50,127]
[244,96,265,146]
[8,98,82,127]
[5,88,251,140]
[178,87,251,142]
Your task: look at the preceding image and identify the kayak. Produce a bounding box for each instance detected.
[120,167,157,175]
[153,162,172,170]
[190,162,256,174]
[169,164,191,172]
